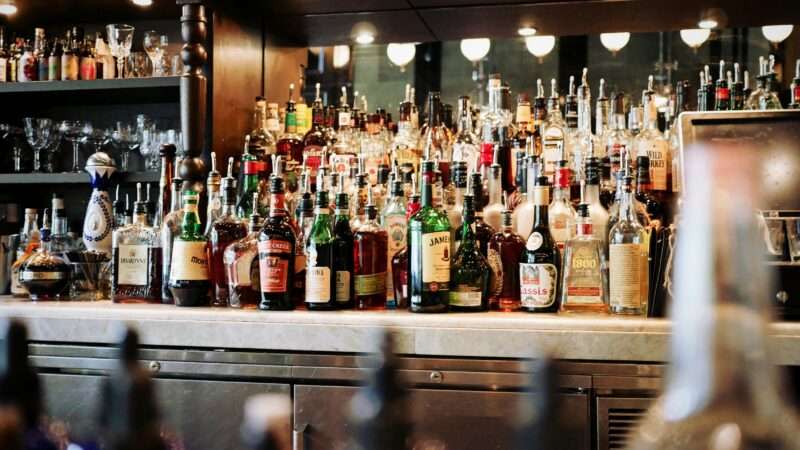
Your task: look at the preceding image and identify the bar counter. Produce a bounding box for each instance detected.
[0,297,798,364]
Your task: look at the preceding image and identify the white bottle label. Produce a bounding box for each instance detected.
[336,270,351,302]
[646,140,668,191]
[0,59,7,82]
[542,139,563,177]
[117,244,148,286]
[449,288,482,307]
[169,241,209,281]
[609,243,643,309]
[526,232,543,251]
[233,252,256,287]
[422,231,450,283]
[338,112,351,128]
[520,263,557,308]
[305,266,331,303]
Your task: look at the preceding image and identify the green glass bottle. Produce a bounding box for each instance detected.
[169,190,211,306]
[305,189,336,310]
[449,195,490,311]
[237,136,264,218]
[409,160,451,313]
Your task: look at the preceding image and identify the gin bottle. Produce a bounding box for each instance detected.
[449,195,490,311]
[168,190,210,307]
[559,203,608,313]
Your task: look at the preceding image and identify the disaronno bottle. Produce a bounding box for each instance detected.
[168,191,210,306]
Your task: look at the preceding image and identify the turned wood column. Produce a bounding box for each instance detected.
[178,0,208,194]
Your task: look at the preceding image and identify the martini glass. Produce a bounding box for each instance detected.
[106,24,135,79]
[23,118,53,173]
[59,120,92,173]
[143,31,168,77]
[112,122,140,172]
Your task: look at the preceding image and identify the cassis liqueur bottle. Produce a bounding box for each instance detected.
[519,177,561,312]
[258,176,296,310]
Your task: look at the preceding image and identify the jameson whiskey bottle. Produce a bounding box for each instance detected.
[449,195,490,311]
[305,189,336,310]
[258,176,296,310]
[168,191,211,306]
[520,178,561,312]
[409,160,451,313]
[333,183,355,308]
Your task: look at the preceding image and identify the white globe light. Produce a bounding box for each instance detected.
[460,38,491,63]
[386,43,416,69]
[0,3,16,15]
[600,32,630,53]
[525,35,556,58]
[762,25,794,44]
[332,45,350,69]
[680,28,711,49]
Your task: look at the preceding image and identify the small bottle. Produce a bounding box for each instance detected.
[333,182,355,308]
[21,213,70,301]
[305,188,336,310]
[224,193,262,309]
[608,174,649,315]
[560,203,608,313]
[354,188,388,310]
[112,183,162,303]
[10,208,41,298]
[520,177,561,312]
[449,195,490,311]
[549,161,576,253]
[488,210,525,311]
[79,37,96,80]
[714,60,730,111]
[258,176,296,310]
[168,191,211,307]
[209,162,247,306]
[61,30,79,81]
[205,152,223,235]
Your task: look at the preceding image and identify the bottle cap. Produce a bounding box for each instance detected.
[585,157,600,185]
[269,176,284,194]
[315,190,329,209]
[377,165,390,185]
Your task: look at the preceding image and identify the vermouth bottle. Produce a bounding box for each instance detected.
[305,189,336,310]
[333,184,355,308]
[224,193,262,309]
[520,178,561,312]
[168,191,211,307]
[258,176,296,310]
[608,174,648,315]
[409,160,451,313]
[354,189,389,310]
[449,195,490,312]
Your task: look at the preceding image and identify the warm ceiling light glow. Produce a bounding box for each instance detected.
[698,18,718,29]
[386,43,416,70]
[517,27,537,37]
[680,28,711,49]
[525,35,556,58]
[332,45,350,68]
[0,2,16,15]
[600,32,630,53]
[132,0,153,6]
[460,38,491,63]
[762,25,794,44]
[355,32,375,45]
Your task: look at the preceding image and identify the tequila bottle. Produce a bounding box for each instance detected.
[258,176,296,310]
[451,96,479,175]
[520,178,561,312]
[382,177,407,306]
[305,188,336,310]
[333,184,355,308]
[608,174,648,315]
[449,195,490,312]
[488,210,525,311]
[409,160,451,313]
[354,189,388,310]
[112,183,162,303]
[224,193,262,309]
[160,163,184,304]
[560,203,608,314]
[168,191,211,307]
[209,162,247,306]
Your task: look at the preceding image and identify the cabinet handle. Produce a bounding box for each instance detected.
[293,424,307,450]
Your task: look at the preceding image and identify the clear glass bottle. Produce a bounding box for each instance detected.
[258,176,296,311]
[542,79,567,181]
[608,174,648,315]
[570,68,600,201]
[333,183,355,309]
[447,161,467,232]
[488,210,525,311]
[391,85,422,174]
[209,166,247,307]
[449,195,490,312]
[360,111,389,186]
[305,189,336,310]
[249,96,277,169]
[514,156,539,239]
[224,193,262,309]
[452,96,480,175]
[21,220,70,301]
[204,152,222,235]
[160,166,184,304]
[382,177,407,307]
[483,148,504,231]
[168,191,210,307]
[549,161,576,253]
[421,92,454,205]
[354,189,388,310]
[303,83,328,177]
[11,208,40,298]
[559,203,608,313]
[584,158,610,250]
[634,75,670,194]
[520,178,561,312]
[605,92,632,182]
[112,183,162,303]
[293,179,314,308]
[760,55,783,110]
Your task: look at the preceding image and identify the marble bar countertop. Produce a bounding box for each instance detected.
[1,298,800,364]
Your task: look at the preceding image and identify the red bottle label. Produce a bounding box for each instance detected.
[794,85,800,102]
[243,161,262,175]
[716,87,730,101]
[480,143,494,166]
[555,167,571,188]
[258,240,291,293]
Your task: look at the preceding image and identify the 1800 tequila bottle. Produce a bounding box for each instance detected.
[560,203,608,313]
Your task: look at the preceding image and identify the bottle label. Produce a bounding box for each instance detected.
[330,154,355,174]
[335,270,351,302]
[526,232,543,251]
[543,139,563,178]
[0,59,6,82]
[645,140,668,191]
[285,112,297,133]
[355,272,386,296]
[232,251,256,287]
[305,266,331,303]
[117,244,149,286]
[338,112,351,128]
[22,271,66,281]
[421,231,450,284]
[551,218,570,244]
[170,241,209,281]
[303,145,324,172]
[258,240,292,293]
[520,263,557,308]
[516,105,531,124]
[609,243,643,309]
[449,287,482,307]
[385,215,407,255]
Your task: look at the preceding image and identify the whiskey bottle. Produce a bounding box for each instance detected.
[608,174,648,315]
[390,192,420,309]
[333,183,355,308]
[168,191,210,307]
[449,195,490,311]
[634,76,671,194]
[520,178,561,312]
[160,163,184,304]
[112,183,162,303]
[382,177,407,306]
[305,189,336,310]
[409,160,451,313]
[354,189,389,310]
[560,203,608,313]
[258,176,296,310]
[635,156,663,226]
[209,161,247,306]
[224,193,262,309]
[488,210,525,311]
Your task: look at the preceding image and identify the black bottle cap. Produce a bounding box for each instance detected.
[470,172,483,198]
[585,157,600,185]
[0,320,42,429]
[377,165,390,185]
[452,161,467,188]
[501,210,513,227]
[401,164,415,183]
[315,190,329,208]
[335,191,349,211]
[535,176,549,187]
[421,160,435,174]
[463,194,475,222]
[357,173,368,188]
[409,193,420,204]
[269,176,285,194]
[390,179,404,197]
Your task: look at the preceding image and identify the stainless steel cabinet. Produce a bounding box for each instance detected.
[294,384,591,450]
[596,397,655,450]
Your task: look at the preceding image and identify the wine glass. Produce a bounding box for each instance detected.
[143,31,167,77]
[106,24,135,79]
[23,118,53,173]
[138,124,161,171]
[82,128,111,154]
[59,120,92,173]
[112,122,140,172]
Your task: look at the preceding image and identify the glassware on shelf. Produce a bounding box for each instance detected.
[138,124,160,171]
[82,128,111,154]
[105,24,135,79]
[112,122,140,172]
[59,120,92,173]
[126,52,150,78]
[143,31,168,77]
[23,117,53,173]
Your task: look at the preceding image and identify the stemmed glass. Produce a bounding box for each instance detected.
[112,122,140,172]
[106,24,135,79]
[23,118,53,173]
[82,128,111,154]
[59,120,92,173]
[143,31,168,77]
[138,125,160,171]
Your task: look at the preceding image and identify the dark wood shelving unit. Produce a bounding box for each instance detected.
[0,76,180,95]
[0,76,181,107]
[0,171,159,185]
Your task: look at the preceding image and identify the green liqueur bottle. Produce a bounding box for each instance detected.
[305,188,336,310]
[169,190,211,306]
[258,176,296,310]
[449,194,490,311]
[333,180,355,308]
[409,160,451,313]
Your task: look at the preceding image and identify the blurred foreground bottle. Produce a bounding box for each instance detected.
[626,145,800,449]
[241,394,292,450]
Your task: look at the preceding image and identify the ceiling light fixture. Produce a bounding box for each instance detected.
[517,26,537,37]
[599,32,630,54]
[697,18,718,29]
[762,25,794,45]
[332,45,350,68]
[525,35,556,62]
[132,0,153,6]
[386,43,416,71]
[460,38,491,63]
[680,28,711,50]
[0,1,16,15]
[355,32,375,45]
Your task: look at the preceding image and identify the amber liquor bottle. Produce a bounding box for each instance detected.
[258,176,296,310]
[209,167,247,306]
[488,210,525,311]
[354,189,389,309]
[168,191,211,307]
[224,193,262,309]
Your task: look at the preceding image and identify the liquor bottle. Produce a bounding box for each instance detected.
[390,192,420,309]
[10,208,40,297]
[608,174,648,315]
[266,102,281,136]
[168,191,210,306]
[145,183,156,227]
[79,36,96,80]
[668,81,689,194]
[17,38,36,82]
[507,146,528,212]
[157,143,176,223]
[451,96,480,175]
[479,75,511,194]
[112,183,162,303]
[349,173,368,231]
[354,189,388,310]
[204,152,222,235]
[549,161,575,253]
[305,188,336,310]
[61,30,78,81]
[419,92,453,188]
[237,139,265,218]
[570,68,600,201]
[21,213,71,301]
[373,164,390,213]
[703,64,715,112]
[258,176,296,310]
[293,177,313,306]
[514,156,538,239]
[483,148,504,231]
[333,183,355,308]
[361,112,389,186]
[790,59,800,109]
[447,161,467,231]
[409,160,451,313]
[333,87,357,170]
[36,32,48,82]
[564,75,579,131]
[224,193,262,309]
[95,32,115,80]
[249,96,277,171]
[47,37,61,81]
[635,155,663,226]
[276,83,304,165]
[559,203,608,313]
[584,158,610,249]
[160,164,183,304]
[714,60,730,111]
[512,92,533,181]
[760,55,783,110]
[542,79,567,181]
[462,172,495,257]
[605,92,631,181]
[634,75,670,194]
[731,62,745,110]
[520,177,561,312]
[303,83,327,177]
[209,164,247,306]
[488,210,525,311]
[530,79,547,157]
[382,177,407,306]
[449,195,490,311]
[0,27,8,82]
[595,78,610,138]
[7,38,17,83]
[50,204,76,256]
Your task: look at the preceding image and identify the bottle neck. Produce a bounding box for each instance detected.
[584,183,600,204]
[421,172,434,207]
[576,217,592,236]
[181,203,201,235]
[488,168,502,204]
[134,211,148,226]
